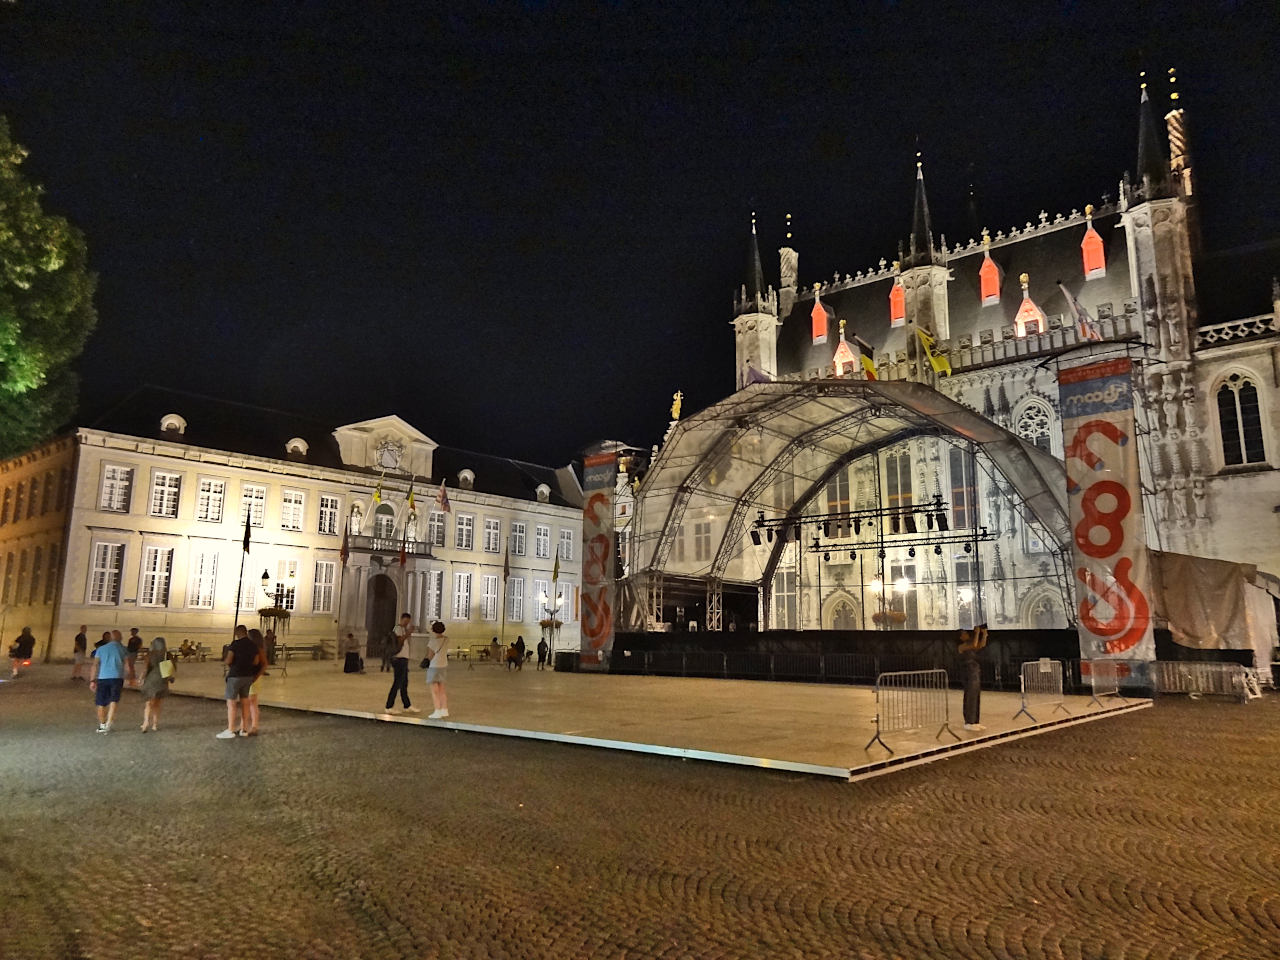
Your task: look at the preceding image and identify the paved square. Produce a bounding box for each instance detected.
[1,670,1277,959]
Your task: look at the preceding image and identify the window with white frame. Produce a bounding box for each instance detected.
[507,576,524,621]
[239,569,260,611]
[535,524,550,559]
[949,447,977,529]
[559,578,576,621]
[149,472,182,518]
[885,451,912,510]
[694,521,712,562]
[452,572,472,620]
[1015,402,1054,453]
[188,551,218,609]
[274,558,299,611]
[510,521,526,556]
[671,525,685,563]
[1217,373,1267,466]
[89,542,124,604]
[558,528,574,561]
[100,465,133,513]
[425,569,444,620]
[532,578,550,618]
[281,490,305,531]
[312,560,336,613]
[481,574,499,620]
[139,546,174,606]
[44,544,59,603]
[15,549,27,600]
[426,511,446,547]
[773,566,796,628]
[197,478,225,522]
[455,514,474,550]
[483,518,501,553]
[318,494,340,535]
[242,484,267,527]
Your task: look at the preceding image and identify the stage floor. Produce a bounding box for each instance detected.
[170,658,1150,780]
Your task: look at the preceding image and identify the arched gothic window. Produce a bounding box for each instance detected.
[1217,373,1266,466]
[1015,402,1054,452]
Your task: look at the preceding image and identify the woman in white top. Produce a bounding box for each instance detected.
[426,621,450,719]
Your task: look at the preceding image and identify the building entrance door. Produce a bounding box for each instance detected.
[366,574,398,662]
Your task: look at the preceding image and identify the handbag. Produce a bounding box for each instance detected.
[420,657,431,669]
[159,659,175,680]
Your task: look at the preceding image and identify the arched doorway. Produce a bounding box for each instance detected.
[822,590,862,630]
[366,574,398,661]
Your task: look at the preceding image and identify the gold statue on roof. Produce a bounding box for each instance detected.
[671,390,684,421]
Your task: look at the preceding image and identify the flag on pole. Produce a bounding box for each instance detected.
[399,530,407,567]
[915,327,952,377]
[242,511,252,553]
[552,552,560,583]
[853,335,878,380]
[435,481,451,514]
[406,475,416,512]
[1057,280,1104,342]
[503,546,510,582]
[339,519,349,566]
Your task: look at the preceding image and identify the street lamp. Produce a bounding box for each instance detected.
[260,568,296,664]
[539,588,563,665]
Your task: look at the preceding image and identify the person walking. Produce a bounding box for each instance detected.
[536,637,549,671]
[244,628,267,736]
[217,625,263,740]
[126,628,144,684]
[9,627,36,679]
[71,626,89,681]
[384,613,417,714]
[138,637,174,732]
[426,621,450,719]
[514,635,526,671]
[958,623,990,732]
[89,630,133,733]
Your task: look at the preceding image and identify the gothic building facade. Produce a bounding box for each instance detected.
[728,83,1280,632]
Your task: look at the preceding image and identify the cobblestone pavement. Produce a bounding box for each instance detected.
[2,674,1278,960]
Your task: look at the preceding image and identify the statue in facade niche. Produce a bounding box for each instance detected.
[1192,479,1209,521]
[1160,378,1182,436]
[350,503,363,536]
[405,511,418,542]
[1154,480,1171,523]
[1171,478,1190,523]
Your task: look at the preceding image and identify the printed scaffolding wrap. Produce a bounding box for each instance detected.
[1058,358,1156,662]
[579,452,618,668]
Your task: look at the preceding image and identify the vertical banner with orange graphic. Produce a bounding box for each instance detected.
[579,451,618,669]
[1058,358,1156,664]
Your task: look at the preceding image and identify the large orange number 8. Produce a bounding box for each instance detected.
[1074,479,1128,559]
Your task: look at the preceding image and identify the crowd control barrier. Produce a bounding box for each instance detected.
[864,668,960,755]
[1082,659,1125,708]
[1153,661,1256,703]
[1012,659,1069,723]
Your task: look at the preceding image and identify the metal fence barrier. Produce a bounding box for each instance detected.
[1082,659,1124,708]
[1013,659,1069,723]
[1153,661,1254,703]
[865,668,959,755]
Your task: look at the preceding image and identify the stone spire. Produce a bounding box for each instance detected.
[903,158,940,269]
[745,212,766,305]
[1137,81,1173,201]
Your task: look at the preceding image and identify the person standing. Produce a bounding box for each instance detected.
[138,637,173,732]
[244,628,268,736]
[342,633,363,674]
[71,625,89,681]
[264,628,278,666]
[958,623,990,732]
[9,627,36,679]
[536,637,548,671]
[89,630,132,733]
[426,621,450,719]
[514,635,526,671]
[126,628,143,684]
[384,613,417,714]
[217,625,263,740]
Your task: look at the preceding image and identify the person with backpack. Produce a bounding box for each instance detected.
[384,613,417,714]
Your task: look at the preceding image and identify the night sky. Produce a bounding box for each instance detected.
[2,2,1277,465]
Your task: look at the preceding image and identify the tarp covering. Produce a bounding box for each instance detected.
[1150,550,1278,668]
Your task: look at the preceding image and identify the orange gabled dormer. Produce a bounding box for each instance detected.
[979,230,1000,305]
[888,264,905,327]
[811,289,830,344]
[1013,272,1045,337]
[1081,204,1106,280]
[832,319,857,376]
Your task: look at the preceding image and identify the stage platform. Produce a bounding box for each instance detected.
[170,658,1150,781]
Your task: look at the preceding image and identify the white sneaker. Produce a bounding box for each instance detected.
[97,723,107,734]
[215,729,238,740]
[963,723,986,732]
[428,709,446,719]
[404,706,421,714]
[385,707,401,716]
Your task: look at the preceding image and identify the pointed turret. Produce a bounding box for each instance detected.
[1137,82,1173,200]
[903,159,939,269]
[745,216,765,303]
[732,212,779,389]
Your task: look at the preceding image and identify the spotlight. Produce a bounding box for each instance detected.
[904,514,918,534]
[878,549,886,560]
[891,514,901,534]
[908,546,916,558]
[823,552,830,562]
[821,521,830,538]
[849,551,856,561]
[933,544,942,556]
[926,513,935,530]
[853,517,862,535]
[749,529,761,546]
[766,528,774,543]
[964,542,972,553]
[869,578,883,594]
[937,513,949,532]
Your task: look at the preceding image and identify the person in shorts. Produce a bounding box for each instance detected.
[218,625,263,740]
[426,621,450,719]
[89,630,132,733]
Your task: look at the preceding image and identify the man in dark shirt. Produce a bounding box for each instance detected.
[71,625,88,681]
[217,624,263,740]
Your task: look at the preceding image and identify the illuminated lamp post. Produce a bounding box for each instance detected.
[259,568,296,659]
[539,588,563,665]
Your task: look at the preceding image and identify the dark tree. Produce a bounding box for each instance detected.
[0,117,97,458]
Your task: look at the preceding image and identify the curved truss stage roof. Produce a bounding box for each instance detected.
[629,379,1069,587]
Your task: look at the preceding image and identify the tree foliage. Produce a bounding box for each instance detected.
[0,116,97,458]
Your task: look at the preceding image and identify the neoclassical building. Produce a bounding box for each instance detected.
[0,387,583,660]
[621,79,1279,637]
